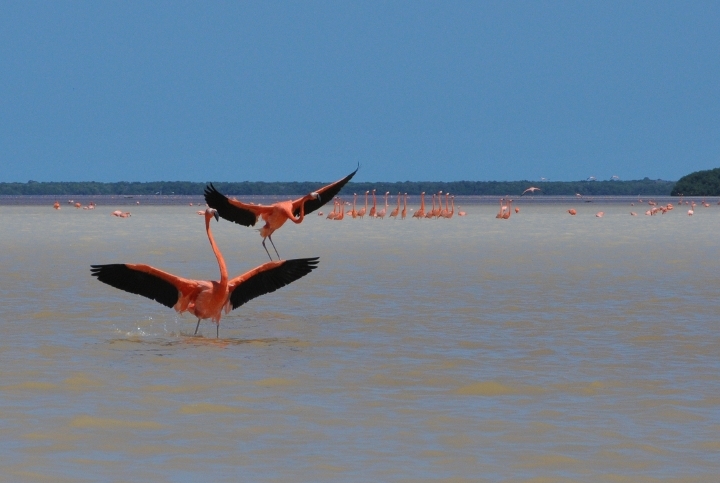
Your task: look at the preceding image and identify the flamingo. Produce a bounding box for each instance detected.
[53,201,60,210]
[204,166,357,260]
[401,193,408,220]
[90,209,319,338]
[369,189,377,218]
[596,211,604,218]
[357,191,368,219]
[347,193,358,219]
[376,192,389,219]
[568,209,577,215]
[443,196,455,219]
[431,191,443,218]
[502,199,512,219]
[326,199,338,220]
[389,192,401,219]
[496,199,505,219]
[439,193,449,218]
[522,187,541,196]
[412,192,426,219]
[335,199,345,220]
[425,194,436,218]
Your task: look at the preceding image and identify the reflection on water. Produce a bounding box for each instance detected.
[1,202,719,481]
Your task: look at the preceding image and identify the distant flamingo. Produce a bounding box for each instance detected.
[357,191,369,219]
[53,201,60,210]
[496,199,505,219]
[91,209,318,338]
[439,193,449,218]
[431,191,443,218]
[376,192,389,219]
[443,196,455,219]
[369,189,377,218]
[502,200,512,219]
[335,199,345,220]
[327,199,339,220]
[347,194,358,219]
[568,209,577,215]
[425,194,436,218]
[412,192,426,219]
[401,193,408,219]
[204,166,357,260]
[389,192,400,219]
[596,212,604,218]
[521,187,541,196]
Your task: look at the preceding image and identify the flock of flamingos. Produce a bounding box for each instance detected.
[48,166,714,338]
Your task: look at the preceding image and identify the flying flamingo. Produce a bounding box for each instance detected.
[357,191,369,219]
[369,189,377,218]
[376,192,389,219]
[389,192,401,219]
[521,187,541,196]
[401,193,408,219]
[204,166,357,260]
[90,209,319,338]
[412,192,426,219]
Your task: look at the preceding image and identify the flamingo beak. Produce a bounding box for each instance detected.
[213,211,220,222]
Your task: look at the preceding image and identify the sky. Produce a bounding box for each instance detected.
[1,1,718,183]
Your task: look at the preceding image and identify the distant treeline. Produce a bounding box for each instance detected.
[671,168,720,196]
[0,178,677,197]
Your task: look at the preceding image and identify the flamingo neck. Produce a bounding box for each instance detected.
[292,194,313,224]
[206,216,228,284]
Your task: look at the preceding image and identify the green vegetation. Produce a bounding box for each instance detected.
[670,168,720,196]
[1,178,676,196]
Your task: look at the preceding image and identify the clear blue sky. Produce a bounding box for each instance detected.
[1,1,718,182]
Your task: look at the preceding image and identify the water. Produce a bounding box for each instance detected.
[1,200,718,482]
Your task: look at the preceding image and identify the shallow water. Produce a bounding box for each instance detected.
[1,201,719,482]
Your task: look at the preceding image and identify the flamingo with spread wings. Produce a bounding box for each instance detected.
[90,209,319,338]
[204,166,357,260]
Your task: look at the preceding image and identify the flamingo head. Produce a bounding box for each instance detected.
[206,208,219,222]
[310,191,320,203]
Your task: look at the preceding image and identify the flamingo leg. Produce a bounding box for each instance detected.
[216,324,219,339]
[194,318,201,335]
[268,235,281,260]
[261,238,273,261]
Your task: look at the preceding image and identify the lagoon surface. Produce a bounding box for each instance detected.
[1,199,719,482]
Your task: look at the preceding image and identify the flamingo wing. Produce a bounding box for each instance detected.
[292,166,358,217]
[228,257,319,310]
[90,264,196,308]
[204,183,262,227]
